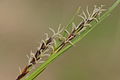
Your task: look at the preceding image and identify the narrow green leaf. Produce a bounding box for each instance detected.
[25,1,120,80]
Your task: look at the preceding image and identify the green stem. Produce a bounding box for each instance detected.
[24,0,120,80]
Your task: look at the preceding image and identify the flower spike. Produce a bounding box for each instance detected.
[16,5,106,80]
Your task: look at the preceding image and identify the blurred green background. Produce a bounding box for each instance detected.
[0,0,120,80]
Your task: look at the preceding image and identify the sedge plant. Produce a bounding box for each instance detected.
[16,0,120,80]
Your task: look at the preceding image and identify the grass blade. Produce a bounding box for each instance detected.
[24,1,120,80]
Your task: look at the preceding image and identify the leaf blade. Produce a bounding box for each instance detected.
[24,1,120,80]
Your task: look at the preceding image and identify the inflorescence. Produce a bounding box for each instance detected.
[16,5,106,80]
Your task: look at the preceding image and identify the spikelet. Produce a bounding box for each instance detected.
[16,5,106,80]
